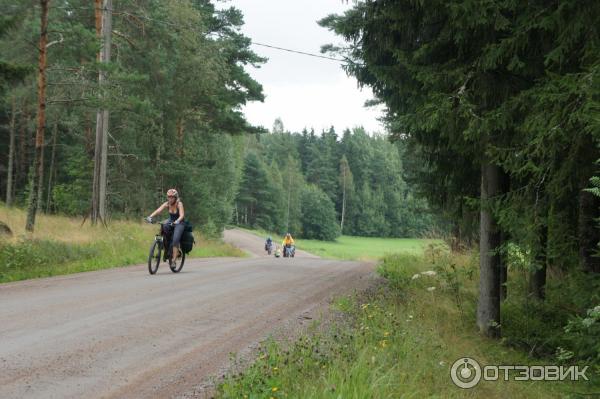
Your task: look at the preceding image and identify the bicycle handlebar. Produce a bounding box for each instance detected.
[144,217,177,227]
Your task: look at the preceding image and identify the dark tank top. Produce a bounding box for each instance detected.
[168,202,180,222]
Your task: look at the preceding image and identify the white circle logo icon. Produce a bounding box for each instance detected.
[450,357,482,388]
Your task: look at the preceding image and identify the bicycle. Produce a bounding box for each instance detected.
[146,219,185,275]
[283,244,295,258]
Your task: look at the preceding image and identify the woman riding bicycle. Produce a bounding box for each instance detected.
[146,189,185,265]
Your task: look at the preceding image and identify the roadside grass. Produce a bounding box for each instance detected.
[217,249,599,398]
[236,227,437,260]
[0,205,244,283]
[298,235,438,260]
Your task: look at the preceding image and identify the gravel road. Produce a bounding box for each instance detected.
[0,229,373,398]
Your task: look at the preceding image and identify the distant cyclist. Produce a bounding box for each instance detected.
[282,233,295,257]
[146,189,185,265]
[265,236,273,254]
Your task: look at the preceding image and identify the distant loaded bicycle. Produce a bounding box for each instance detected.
[145,219,194,275]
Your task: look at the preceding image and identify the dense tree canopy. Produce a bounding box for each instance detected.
[0,0,441,242]
[321,0,600,344]
[233,124,441,240]
[0,0,264,232]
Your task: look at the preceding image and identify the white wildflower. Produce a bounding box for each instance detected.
[421,270,437,277]
[426,286,436,292]
[582,318,595,328]
[411,273,420,280]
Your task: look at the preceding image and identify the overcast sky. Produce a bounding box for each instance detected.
[217,0,385,134]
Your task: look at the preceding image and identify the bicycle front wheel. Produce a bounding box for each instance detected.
[148,240,161,275]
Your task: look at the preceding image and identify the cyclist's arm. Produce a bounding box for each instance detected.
[149,202,168,218]
[175,201,185,224]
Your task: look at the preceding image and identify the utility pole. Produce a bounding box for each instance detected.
[25,0,49,232]
[91,0,112,225]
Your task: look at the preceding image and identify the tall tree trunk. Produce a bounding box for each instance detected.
[499,173,510,301]
[94,0,102,40]
[499,231,509,301]
[46,122,58,212]
[36,131,45,212]
[477,161,502,338]
[25,0,49,232]
[529,223,548,300]
[85,118,93,155]
[91,0,112,225]
[6,97,16,206]
[17,109,29,192]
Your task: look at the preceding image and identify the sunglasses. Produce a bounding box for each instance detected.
[167,195,176,198]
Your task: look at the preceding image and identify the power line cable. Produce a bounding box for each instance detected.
[248,41,345,62]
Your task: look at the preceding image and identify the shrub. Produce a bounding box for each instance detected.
[501,270,600,364]
[563,305,600,364]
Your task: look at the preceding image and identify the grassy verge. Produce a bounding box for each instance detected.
[236,227,438,260]
[298,235,438,260]
[0,206,244,283]
[216,250,599,398]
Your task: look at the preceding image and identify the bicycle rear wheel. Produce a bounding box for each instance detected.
[148,240,161,275]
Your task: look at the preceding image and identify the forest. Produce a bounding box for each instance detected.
[0,0,438,240]
[0,0,264,234]
[319,0,600,353]
[1,0,599,372]
[234,121,438,241]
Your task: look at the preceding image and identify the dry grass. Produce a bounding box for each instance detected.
[0,205,154,244]
[0,205,244,283]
